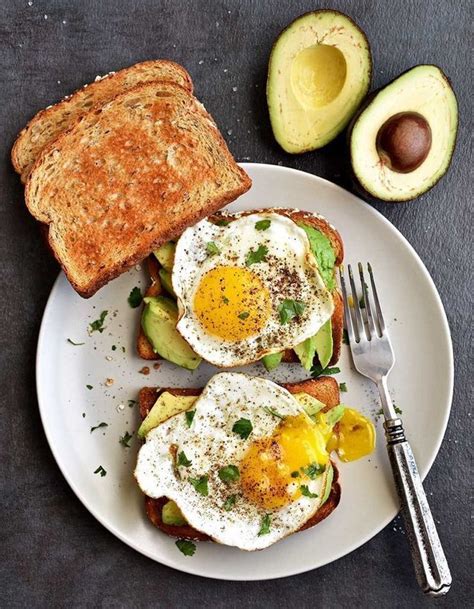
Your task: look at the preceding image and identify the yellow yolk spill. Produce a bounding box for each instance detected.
[327,408,375,462]
[193,266,271,341]
[240,414,329,510]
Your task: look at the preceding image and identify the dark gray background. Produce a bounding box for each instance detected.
[1,1,471,607]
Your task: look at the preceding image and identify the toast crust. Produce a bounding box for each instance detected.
[12,60,194,182]
[25,81,251,298]
[138,377,341,542]
[137,208,343,365]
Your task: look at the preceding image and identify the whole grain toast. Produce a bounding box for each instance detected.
[12,60,193,182]
[136,208,344,366]
[138,376,342,541]
[25,81,251,298]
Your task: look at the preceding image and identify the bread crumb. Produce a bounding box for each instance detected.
[139,366,150,375]
[105,378,114,386]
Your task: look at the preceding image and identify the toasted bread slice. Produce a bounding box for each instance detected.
[25,81,251,298]
[138,376,341,541]
[137,208,344,365]
[12,60,193,182]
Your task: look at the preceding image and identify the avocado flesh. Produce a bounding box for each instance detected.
[138,392,198,438]
[141,296,201,370]
[154,241,175,271]
[267,10,371,153]
[162,500,187,526]
[350,65,458,201]
[298,224,336,290]
[158,268,176,297]
[262,351,284,371]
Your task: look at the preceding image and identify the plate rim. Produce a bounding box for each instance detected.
[36,163,454,580]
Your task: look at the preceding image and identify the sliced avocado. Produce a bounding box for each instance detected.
[138,392,198,438]
[141,296,201,370]
[298,224,336,290]
[162,500,187,526]
[294,335,316,371]
[154,241,176,271]
[294,393,326,417]
[350,65,458,201]
[262,351,283,371]
[320,463,334,505]
[324,404,345,429]
[267,10,371,153]
[314,319,333,368]
[158,268,176,298]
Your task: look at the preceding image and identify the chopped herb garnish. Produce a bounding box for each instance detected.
[112,345,117,351]
[245,244,268,266]
[94,465,107,477]
[128,286,142,308]
[278,299,306,325]
[238,311,249,320]
[206,241,220,256]
[175,539,196,556]
[177,451,192,467]
[223,494,238,511]
[86,384,93,390]
[67,338,85,346]
[222,296,230,304]
[214,219,230,226]
[121,346,126,353]
[189,475,209,496]
[258,514,271,536]
[311,364,341,378]
[339,382,347,392]
[232,418,253,440]
[128,399,137,408]
[342,329,349,345]
[301,462,326,479]
[255,219,271,231]
[300,484,318,498]
[263,406,286,420]
[89,310,108,334]
[185,410,196,427]
[119,431,133,448]
[394,404,403,415]
[218,465,240,483]
[290,471,300,478]
[90,422,108,433]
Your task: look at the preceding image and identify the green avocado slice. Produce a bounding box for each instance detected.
[158,268,176,298]
[154,241,176,271]
[262,351,284,371]
[162,500,187,526]
[141,296,201,370]
[294,319,333,371]
[321,463,334,505]
[298,223,336,290]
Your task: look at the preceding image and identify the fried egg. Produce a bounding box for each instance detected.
[172,212,334,367]
[134,372,331,551]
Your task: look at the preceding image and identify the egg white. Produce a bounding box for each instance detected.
[172,212,334,367]
[134,372,327,551]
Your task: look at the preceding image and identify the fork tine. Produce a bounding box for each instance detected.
[367,262,386,332]
[338,266,357,344]
[348,264,365,340]
[358,262,377,339]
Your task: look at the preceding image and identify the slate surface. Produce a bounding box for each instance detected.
[0,1,471,607]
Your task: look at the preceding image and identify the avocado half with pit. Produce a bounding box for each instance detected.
[350,65,458,201]
[267,10,372,153]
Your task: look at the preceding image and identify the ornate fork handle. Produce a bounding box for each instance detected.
[385,419,452,597]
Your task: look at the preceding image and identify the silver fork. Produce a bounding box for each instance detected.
[339,263,452,597]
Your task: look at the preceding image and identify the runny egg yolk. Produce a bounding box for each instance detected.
[240,414,329,510]
[327,408,375,462]
[193,266,272,341]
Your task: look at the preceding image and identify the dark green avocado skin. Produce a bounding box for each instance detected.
[347,65,459,203]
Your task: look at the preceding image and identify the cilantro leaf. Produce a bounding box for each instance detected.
[128,399,137,408]
[223,494,238,511]
[206,241,220,256]
[258,514,271,536]
[214,219,230,227]
[89,310,108,334]
[301,462,326,479]
[245,244,268,266]
[311,364,340,378]
[218,465,240,483]
[94,466,107,477]
[255,219,271,231]
[222,296,230,304]
[67,338,85,346]
[175,539,196,557]
[119,431,133,448]
[278,299,305,325]
[185,410,196,428]
[290,471,300,478]
[86,384,93,390]
[128,286,142,308]
[232,418,253,440]
[263,406,286,420]
[177,451,192,467]
[300,484,318,498]
[238,311,249,320]
[90,422,108,433]
[339,382,347,392]
[189,475,209,496]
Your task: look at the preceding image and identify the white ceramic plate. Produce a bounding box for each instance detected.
[36,164,453,580]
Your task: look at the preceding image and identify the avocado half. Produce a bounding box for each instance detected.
[350,65,458,201]
[267,10,372,153]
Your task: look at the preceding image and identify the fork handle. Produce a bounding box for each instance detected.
[384,419,452,596]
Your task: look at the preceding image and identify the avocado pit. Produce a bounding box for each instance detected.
[376,112,432,173]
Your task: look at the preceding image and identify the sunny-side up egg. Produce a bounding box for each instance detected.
[172,212,334,367]
[134,372,332,551]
